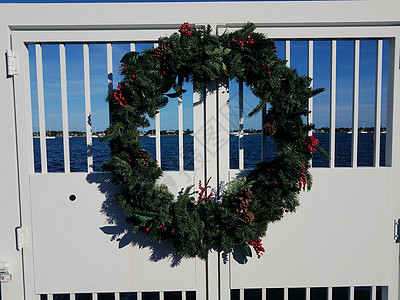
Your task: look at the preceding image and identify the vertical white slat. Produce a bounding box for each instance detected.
[47,295,53,300]
[92,293,98,300]
[107,43,113,91]
[83,43,93,173]
[69,294,76,300]
[328,287,333,300]
[130,42,135,52]
[59,43,70,173]
[238,79,244,170]
[182,291,186,300]
[137,291,142,300]
[374,40,383,167]
[305,287,310,300]
[330,40,337,168]
[261,288,266,300]
[285,40,291,67]
[308,40,314,136]
[284,287,289,300]
[179,96,184,171]
[155,109,161,164]
[35,43,47,173]
[115,292,120,300]
[349,286,355,300]
[372,286,377,300]
[239,288,244,300]
[352,40,360,168]
[159,291,164,300]
[261,107,267,161]
[154,43,161,165]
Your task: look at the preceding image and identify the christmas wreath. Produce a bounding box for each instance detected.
[101,22,327,262]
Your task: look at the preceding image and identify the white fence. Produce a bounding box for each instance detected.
[1,1,400,300]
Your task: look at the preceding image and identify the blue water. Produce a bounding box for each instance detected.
[33,133,386,173]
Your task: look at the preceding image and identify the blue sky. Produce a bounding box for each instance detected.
[27,34,388,132]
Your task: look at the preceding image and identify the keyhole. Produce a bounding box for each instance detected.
[69,194,76,201]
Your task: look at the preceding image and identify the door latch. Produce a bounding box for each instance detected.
[0,261,11,283]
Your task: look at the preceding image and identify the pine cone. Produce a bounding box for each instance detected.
[263,123,276,136]
[134,149,150,165]
[243,211,255,223]
[232,188,253,213]
[153,42,171,58]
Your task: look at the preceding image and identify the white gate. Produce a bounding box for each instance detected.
[1,1,400,300]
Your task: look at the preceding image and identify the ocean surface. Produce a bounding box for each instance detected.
[33,133,386,173]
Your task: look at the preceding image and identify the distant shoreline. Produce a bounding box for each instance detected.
[33,127,386,138]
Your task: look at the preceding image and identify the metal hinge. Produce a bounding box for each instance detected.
[6,50,19,76]
[394,219,400,243]
[15,226,25,251]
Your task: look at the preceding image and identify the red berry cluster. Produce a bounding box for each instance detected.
[180,22,193,37]
[261,63,271,77]
[196,177,213,208]
[228,35,255,47]
[299,163,307,191]
[305,136,319,152]
[249,239,265,259]
[113,83,129,107]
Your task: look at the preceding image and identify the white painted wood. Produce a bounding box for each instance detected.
[373,40,383,167]
[59,43,70,173]
[35,43,47,173]
[193,87,205,194]
[83,44,93,173]
[330,40,336,168]
[349,286,354,300]
[284,287,288,300]
[371,286,376,300]
[218,77,230,186]
[306,287,310,300]
[107,43,113,91]
[261,288,266,300]
[70,293,76,300]
[179,96,184,171]
[285,40,290,67]
[238,79,244,170]
[352,40,360,168]
[239,288,244,300]
[155,43,161,166]
[130,42,135,52]
[159,291,164,300]
[92,293,98,300]
[327,287,332,300]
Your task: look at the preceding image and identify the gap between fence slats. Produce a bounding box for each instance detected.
[308,41,314,137]
[352,40,360,168]
[330,40,337,168]
[238,79,244,170]
[374,40,383,167]
[179,96,184,171]
[35,43,47,173]
[83,43,93,173]
[59,43,70,173]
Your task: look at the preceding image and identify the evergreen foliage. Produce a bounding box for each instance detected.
[101,23,327,262]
